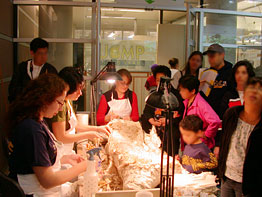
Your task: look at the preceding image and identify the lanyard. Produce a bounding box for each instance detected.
[30,60,34,79]
[185,95,196,116]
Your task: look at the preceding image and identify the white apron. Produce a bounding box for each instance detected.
[17,126,65,197]
[63,101,77,155]
[107,93,132,118]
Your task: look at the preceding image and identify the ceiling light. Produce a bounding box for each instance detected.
[108,32,115,38]
[101,8,145,12]
[128,34,134,39]
[86,16,136,20]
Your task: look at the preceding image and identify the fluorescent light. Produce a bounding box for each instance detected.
[85,15,136,20]
[107,79,116,84]
[102,16,136,20]
[108,32,115,38]
[119,9,145,12]
[101,8,145,12]
[128,34,134,39]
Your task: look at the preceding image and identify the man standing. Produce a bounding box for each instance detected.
[202,44,234,118]
[8,38,57,102]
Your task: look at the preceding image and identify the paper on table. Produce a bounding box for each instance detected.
[198,68,218,97]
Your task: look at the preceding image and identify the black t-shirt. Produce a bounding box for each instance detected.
[8,119,57,175]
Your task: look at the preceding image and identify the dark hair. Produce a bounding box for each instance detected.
[179,115,203,132]
[6,74,67,137]
[183,51,203,76]
[117,69,132,84]
[178,75,200,94]
[153,65,171,78]
[169,58,179,69]
[232,60,255,87]
[59,67,84,95]
[246,77,262,88]
[30,37,49,53]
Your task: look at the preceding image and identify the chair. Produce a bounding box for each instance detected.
[0,171,25,197]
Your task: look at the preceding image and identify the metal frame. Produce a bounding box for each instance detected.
[193,7,262,18]
[195,7,262,52]
[13,38,92,43]
[198,11,204,52]
[185,3,197,61]
[12,0,262,114]
[13,1,94,7]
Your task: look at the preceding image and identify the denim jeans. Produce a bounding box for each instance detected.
[221,177,243,197]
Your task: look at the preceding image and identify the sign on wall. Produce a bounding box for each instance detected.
[101,40,156,71]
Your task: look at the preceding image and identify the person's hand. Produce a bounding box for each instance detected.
[175,154,180,161]
[85,131,103,141]
[105,112,120,123]
[173,111,180,119]
[123,116,131,121]
[153,120,162,127]
[61,154,85,166]
[214,147,219,159]
[97,125,111,136]
[149,118,161,127]
[159,118,166,126]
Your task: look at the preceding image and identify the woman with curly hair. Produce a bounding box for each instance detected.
[7,74,87,196]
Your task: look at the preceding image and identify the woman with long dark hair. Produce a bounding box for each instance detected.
[220,60,255,118]
[182,51,203,77]
[7,74,87,196]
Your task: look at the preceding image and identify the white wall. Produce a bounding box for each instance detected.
[157,24,186,69]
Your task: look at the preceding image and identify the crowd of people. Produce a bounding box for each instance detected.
[3,37,262,197]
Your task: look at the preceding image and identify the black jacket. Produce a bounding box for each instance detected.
[141,87,184,155]
[8,60,57,102]
[218,106,262,196]
[219,88,239,119]
[203,60,234,116]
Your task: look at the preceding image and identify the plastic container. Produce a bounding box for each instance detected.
[136,191,154,197]
[83,147,102,197]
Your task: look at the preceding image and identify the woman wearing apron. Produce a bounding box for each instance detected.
[50,67,110,156]
[7,74,87,196]
[97,69,139,125]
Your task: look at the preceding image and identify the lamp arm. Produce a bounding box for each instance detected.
[90,64,108,85]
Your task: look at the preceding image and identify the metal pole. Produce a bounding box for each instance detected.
[185,3,191,61]
[90,0,101,125]
[198,11,204,52]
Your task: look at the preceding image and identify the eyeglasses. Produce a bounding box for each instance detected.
[56,100,64,107]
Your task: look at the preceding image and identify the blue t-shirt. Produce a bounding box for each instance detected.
[9,119,57,175]
[181,142,217,174]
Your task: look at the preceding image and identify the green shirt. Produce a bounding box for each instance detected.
[50,100,73,130]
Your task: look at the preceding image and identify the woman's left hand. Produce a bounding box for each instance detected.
[97,125,111,136]
[159,118,166,126]
[61,154,85,166]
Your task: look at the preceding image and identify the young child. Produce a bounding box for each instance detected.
[179,115,218,174]
[178,75,220,151]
